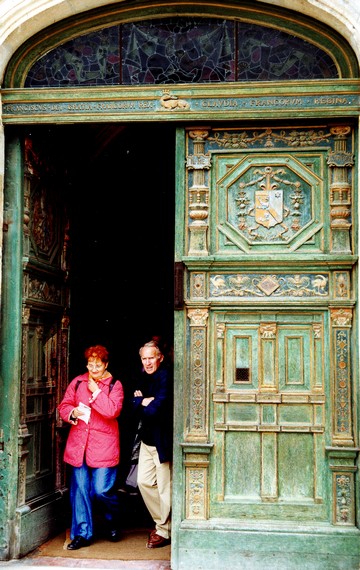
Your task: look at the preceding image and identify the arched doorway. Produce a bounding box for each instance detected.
[0,4,359,568]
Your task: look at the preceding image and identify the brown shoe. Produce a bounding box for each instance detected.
[149,529,157,537]
[146,532,171,549]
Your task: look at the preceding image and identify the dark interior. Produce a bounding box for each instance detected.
[67,123,175,504]
[24,122,176,531]
[66,123,176,380]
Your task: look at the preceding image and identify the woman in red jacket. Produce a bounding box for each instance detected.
[58,345,124,550]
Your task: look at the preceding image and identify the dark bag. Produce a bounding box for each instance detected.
[125,420,142,489]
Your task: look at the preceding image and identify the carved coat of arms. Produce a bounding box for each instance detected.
[255,189,283,228]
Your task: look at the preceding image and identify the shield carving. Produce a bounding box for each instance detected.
[255,190,283,228]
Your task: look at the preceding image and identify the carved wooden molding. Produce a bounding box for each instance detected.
[187,308,208,440]
[186,129,210,255]
[330,307,354,446]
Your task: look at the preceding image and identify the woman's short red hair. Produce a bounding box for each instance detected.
[84,345,109,363]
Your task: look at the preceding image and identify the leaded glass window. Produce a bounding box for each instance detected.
[24,18,338,87]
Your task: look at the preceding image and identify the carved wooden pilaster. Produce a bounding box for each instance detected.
[186,130,211,255]
[215,323,225,393]
[312,322,324,391]
[259,323,277,392]
[327,126,353,253]
[182,444,213,520]
[327,448,358,525]
[56,314,70,489]
[330,307,354,446]
[183,309,211,521]
[186,308,209,441]
[23,177,31,259]
[18,307,32,507]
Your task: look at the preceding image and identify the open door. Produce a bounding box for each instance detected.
[14,122,175,557]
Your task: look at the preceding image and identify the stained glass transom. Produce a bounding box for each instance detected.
[24,18,338,87]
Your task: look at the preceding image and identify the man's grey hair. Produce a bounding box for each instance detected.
[139,340,162,357]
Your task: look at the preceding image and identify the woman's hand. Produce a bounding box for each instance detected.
[71,406,85,419]
[88,376,99,393]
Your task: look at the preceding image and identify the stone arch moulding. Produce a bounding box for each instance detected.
[3,0,359,88]
[2,2,360,127]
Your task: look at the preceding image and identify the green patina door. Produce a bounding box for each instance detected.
[1,6,359,567]
[173,123,358,568]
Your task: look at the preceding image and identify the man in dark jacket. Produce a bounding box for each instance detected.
[133,340,173,548]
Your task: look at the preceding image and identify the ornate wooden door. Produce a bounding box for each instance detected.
[17,131,70,555]
[176,123,357,560]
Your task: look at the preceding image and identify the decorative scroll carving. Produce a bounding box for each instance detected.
[331,307,352,327]
[260,323,276,339]
[187,309,208,440]
[330,308,354,446]
[188,307,209,327]
[187,130,210,255]
[210,273,329,298]
[327,126,353,253]
[207,128,332,149]
[24,274,61,305]
[312,323,322,339]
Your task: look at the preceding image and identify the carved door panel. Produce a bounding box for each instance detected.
[211,312,327,522]
[182,124,357,528]
[21,133,70,504]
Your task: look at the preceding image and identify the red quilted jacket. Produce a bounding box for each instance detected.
[57,373,124,468]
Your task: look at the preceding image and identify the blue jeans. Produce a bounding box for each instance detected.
[70,463,119,540]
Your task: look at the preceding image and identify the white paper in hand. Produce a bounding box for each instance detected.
[78,402,91,424]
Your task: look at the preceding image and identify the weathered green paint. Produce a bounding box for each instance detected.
[0,132,23,558]
[2,82,360,124]
[0,5,359,569]
[172,123,359,569]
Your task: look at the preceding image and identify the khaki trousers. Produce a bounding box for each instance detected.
[137,442,172,539]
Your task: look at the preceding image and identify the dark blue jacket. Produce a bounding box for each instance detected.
[132,365,173,463]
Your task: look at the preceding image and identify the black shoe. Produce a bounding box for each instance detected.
[67,536,92,550]
[109,529,121,542]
